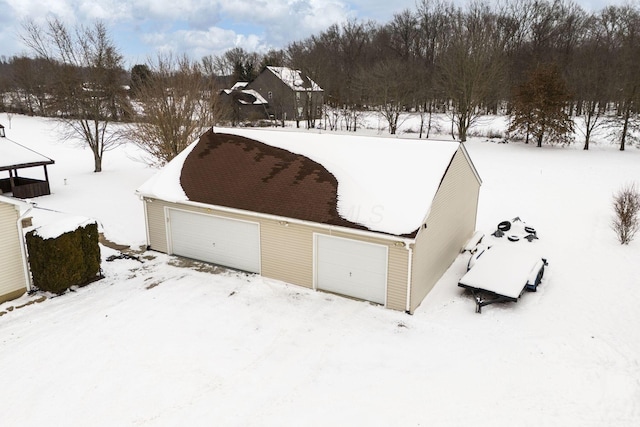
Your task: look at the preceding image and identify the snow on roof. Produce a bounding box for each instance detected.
[239,89,268,105]
[0,137,54,169]
[137,128,462,236]
[223,89,268,105]
[136,139,197,203]
[267,66,323,92]
[231,82,248,90]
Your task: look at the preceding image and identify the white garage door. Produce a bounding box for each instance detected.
[168,209,260,273]
[315,234,388,305]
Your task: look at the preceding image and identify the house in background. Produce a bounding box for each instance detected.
[0,124,55,198]
[137,128,481,313]
[0,195,31,303]
[245,66,324,125]
[219,82,270,124]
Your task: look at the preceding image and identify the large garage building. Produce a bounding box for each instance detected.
[137,128,481,313]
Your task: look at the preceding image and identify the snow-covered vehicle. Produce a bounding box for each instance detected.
[459,218,548,313]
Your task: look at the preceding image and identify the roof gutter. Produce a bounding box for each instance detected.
[137,193,415,247]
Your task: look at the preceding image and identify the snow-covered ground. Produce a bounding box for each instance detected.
[1,113,639,426]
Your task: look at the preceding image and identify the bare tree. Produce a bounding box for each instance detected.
[612,183,640,244]
[363,60,413,134]
[416,0,454,137]
[125,53,219,166]
[388,9,422,61]
[9,56,50,115]
[20,18,128,172]
[437,3,506,141]
[604,5,640,151]
[201,54,229,78]
[568,14,612,149]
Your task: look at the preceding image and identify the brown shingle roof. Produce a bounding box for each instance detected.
[180,130,366,231]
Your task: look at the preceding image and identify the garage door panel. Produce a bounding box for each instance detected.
[169,209,260,273]
[316,234,387,304]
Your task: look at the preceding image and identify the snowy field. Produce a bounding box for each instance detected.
[1,113,639,426]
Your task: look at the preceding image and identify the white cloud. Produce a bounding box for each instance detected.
[4,0,352,59]
[128,0,353,58]
[6,0,77,24]
[220,0,350,30]
[3,0,627,65]
[142,26,269,59]
[213,0,353,49]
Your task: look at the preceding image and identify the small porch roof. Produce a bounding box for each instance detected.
[0,137,55,171]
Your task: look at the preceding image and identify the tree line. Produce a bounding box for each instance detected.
[0,0,638,172]
[284,0,640,148]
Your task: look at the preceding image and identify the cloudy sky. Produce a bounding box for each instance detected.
[0,0,628,67]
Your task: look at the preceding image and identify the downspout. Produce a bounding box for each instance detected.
[142,196,151,250]
[16,203,33,292]
[405,244,413,313]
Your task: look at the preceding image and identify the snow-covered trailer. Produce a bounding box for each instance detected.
[137,128,482,313]
[458,244,547,313]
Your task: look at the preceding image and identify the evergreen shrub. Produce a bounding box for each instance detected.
[26,222,101,294]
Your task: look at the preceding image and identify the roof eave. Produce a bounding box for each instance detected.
[138,192,416,246]
[0,194,29,208]
[459,142,482,185]
[0,160,55,171]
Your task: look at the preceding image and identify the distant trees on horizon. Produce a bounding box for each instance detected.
[0,0,639,151]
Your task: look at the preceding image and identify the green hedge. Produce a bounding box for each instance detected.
[26,222,101,294]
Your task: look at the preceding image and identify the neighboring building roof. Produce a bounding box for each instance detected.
[0,137,55,171]
[222,88,268,105]
[267,66,323,92]
[241,89,268,105]
[231,82,249,90]
[137,128,468,237]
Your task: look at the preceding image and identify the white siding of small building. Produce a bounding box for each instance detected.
[143,198,409,310]
[315,234,388,305]
[409,146,481,313]
[142,142,480,314]
[0,202,28,303]
[167,208,261,273]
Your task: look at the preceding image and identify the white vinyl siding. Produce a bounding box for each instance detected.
[144,198,411,311]
[261,220,314,288]
[145,198,168,252]
[0,202,28,302]
[409,147,481,312]
[315,234,388,305]
[167,208,261,274]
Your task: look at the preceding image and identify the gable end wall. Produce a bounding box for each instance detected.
[246,71,295,120]
[409,147,481,313]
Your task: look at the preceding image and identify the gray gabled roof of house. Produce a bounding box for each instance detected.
[266,66,323,92]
